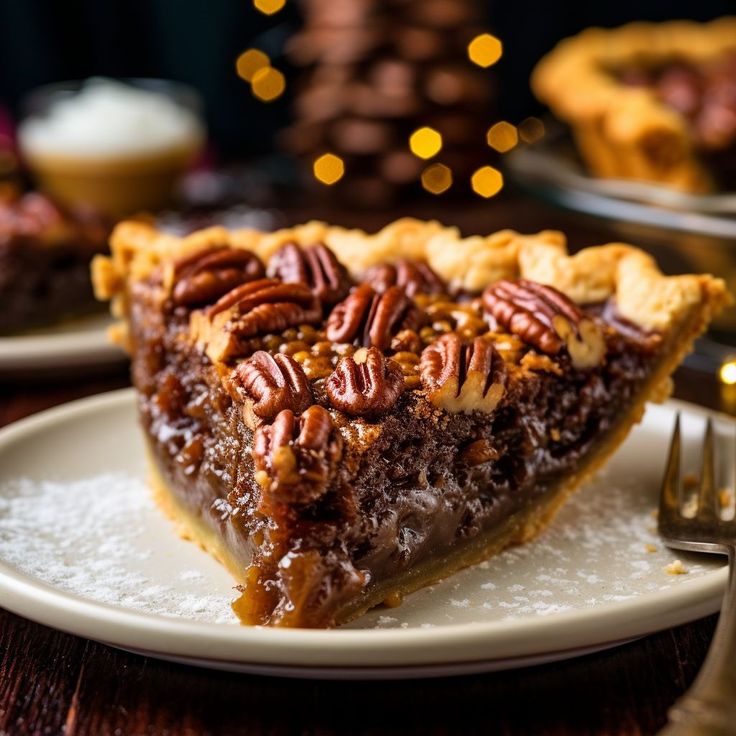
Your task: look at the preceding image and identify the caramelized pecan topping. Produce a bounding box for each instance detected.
[482,279,605,369]
[191,278,321,362]
[253,405,342,505]
[364,259,446,297]
[236,351,312,425]
[267,242,351,306]
[420,334,507,413]
[172,247,265,306]
[325,284,425,350]
[326,347,404,416]
[391,328,422,354]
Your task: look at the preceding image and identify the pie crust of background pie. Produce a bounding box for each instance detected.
[532,17,736,193]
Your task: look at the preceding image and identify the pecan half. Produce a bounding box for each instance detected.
[267,242,351,306]
[364,259,446,297]
[191,278,321,362]
[326,347,404,416]
[420,334,507,413]
[253,405,342,505]
[482,279,605,369]
[325,284,425,350]
[236,351,312,426]
[172,246,265,306]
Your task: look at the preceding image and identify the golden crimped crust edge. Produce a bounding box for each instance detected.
[92,217,730,337]
[531,17,736,192]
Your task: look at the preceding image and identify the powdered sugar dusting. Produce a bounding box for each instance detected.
[0,475,238,624]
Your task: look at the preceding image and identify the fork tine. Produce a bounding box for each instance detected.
[697,417,718,523]
[659,413,681,522]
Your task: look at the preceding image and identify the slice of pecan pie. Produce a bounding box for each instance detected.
[0,189,110,333]
[93,218,728,627]
[532,17,736,192]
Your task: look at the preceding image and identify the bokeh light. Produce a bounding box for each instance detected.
[467,34,503,68]
[236,49,271,82]
[719,358,736,385]
[251,67,286,102]
[313,153,345,185]
[518,117,546,144]
[254,0,286,15]
[421,163,453,194]
[471,166,504,198]
[486,121,518,153]
[409,127,443,159]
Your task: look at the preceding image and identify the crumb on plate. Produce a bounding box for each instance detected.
[665,559,688,575]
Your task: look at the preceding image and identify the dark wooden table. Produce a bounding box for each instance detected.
[0,194,731,736]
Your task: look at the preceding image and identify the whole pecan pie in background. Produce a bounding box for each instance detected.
[532,17,736,193]
[93,217,728,628]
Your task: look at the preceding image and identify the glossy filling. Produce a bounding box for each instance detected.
[130,268,660,628]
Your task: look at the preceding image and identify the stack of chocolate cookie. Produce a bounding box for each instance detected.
[282,0,497,205]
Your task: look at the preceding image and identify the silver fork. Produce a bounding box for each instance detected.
[658,414,736,736]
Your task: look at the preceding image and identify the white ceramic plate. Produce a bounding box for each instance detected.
[0,312,125,375]
[0,389,729,678]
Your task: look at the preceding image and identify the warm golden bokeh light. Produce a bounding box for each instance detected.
[251,67,286,102]
[486,121,518,153]
[518,116,546,144]
[421,163,453,194]
[467,33,503,68]
[720,358,736,385]
[313,153,345,185]
[409,127,443,159]
[236,49,271,82]
[471,165,504,198]
[254,0,285,15]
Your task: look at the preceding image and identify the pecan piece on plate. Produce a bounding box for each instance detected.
[420,333,507,413]
[172,246,265,306]
[364,259,446,297]
[191,278,321,362]
[482,279,605,369]
[253,405,343,505]
[236,351,312,426]
[325,284,425,350]
[326,347,404,417]
[267,242,351,306]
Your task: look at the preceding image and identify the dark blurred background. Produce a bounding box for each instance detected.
[1,0,733,160]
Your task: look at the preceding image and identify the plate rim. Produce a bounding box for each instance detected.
[0,388,728,670]
[0,315,125,371]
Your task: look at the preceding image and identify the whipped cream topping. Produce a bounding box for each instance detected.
[19,78,204,158]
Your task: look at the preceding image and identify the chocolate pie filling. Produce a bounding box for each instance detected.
[129,252,660,628]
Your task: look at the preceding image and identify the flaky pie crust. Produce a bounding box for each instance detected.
[532,17,736,192]
[93,217,728,346]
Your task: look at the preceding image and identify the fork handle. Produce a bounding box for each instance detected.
[659,547,736,736]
